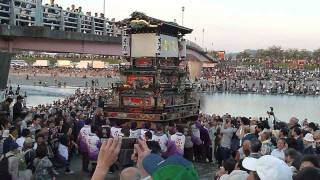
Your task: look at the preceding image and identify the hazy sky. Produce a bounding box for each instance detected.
[52,0,320,52]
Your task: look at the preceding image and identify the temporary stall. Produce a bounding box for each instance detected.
[33,60,50,67]
[92,61,105,69]
[77,60,92,69]
[57,60,72,67]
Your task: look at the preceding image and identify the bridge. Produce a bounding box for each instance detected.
[0,1,213,58]
[0,0,215,89]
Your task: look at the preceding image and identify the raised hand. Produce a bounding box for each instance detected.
[92,137,122,180]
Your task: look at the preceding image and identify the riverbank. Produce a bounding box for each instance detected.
[8,74,118,88]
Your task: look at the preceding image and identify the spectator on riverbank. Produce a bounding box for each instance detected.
[12,95,26,122]
[33,143,56,180]
[271,138,287,160]
[3,127,18,154]
[198,65,320,96]
[3,142,20,180]
[0,97,13,120]
[303,133,315,155]
[16,128,31,147]
[299,155,320,170]
[1,76,320,180]
[219,118,237,163]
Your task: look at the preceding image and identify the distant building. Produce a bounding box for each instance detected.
[290,60,306,69]
[76,60,105,69]
[217,51,225,60]
[33,60,50,67]
[11,60,28,67]
[57,60,72,67]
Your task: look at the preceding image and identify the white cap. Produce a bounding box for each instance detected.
[251,117,259,121]
[243,155,293,180]
[303,133,314,142]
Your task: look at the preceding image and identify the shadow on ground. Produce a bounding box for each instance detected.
[56,155,216,180]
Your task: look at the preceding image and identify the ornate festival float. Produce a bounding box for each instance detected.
[105,12,200,125]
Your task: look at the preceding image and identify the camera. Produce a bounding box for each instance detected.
[267,107,274,116]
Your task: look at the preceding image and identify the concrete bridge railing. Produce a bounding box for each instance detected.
[0,0,121,37]
[186,40,214,62]
[0,1,213,62]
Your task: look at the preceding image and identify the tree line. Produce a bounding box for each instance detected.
[235,46,320,62]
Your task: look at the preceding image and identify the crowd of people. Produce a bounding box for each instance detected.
[0,87,109,179]
[198,66,320,96]
[0,86,319,179]
[0,0,121,36]
[90,112,320,180]
[10,66,118,79]
[9,66,118,88]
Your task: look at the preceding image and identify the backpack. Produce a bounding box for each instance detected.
[0,154,14,180]
[24,149,36,171]
[17,153,27,171]
[34,158,51,180]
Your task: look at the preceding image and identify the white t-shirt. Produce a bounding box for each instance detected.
[87,133,101,158]
[16,137,25,147]
[129,129,141,138]
[271,148,285,160]
[110,127,122,137]
[170,132,186,152]
[79,125,91,137]
[191,125,200,138]
[152,133,168,152]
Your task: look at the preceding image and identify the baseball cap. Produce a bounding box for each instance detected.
[9,142,19,151]
[142,154,198,180]
[243,155,293,180]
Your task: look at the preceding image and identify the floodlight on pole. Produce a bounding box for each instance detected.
[103,0,106,16]
[182,6,185,26]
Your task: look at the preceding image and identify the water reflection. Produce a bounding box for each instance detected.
[200,93,320,123]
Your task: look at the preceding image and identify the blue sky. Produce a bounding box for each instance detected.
[52,0,320,52]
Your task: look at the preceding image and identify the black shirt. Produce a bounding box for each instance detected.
[13,102,23,120]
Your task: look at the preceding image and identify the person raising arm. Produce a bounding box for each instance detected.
[91,137,122,180]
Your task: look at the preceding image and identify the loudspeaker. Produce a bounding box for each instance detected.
[0,53,11,90]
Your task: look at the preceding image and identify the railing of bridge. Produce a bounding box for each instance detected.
[186,40,204,52]
[0,0,209,60]
[0,0,121,37]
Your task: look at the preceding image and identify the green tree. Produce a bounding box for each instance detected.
[265,46,283,62]
[298,49,312,61]
[236,50,251,61]
[313,48,320,61]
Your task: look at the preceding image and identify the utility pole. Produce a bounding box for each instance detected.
[103,0,106,16]
[202,28,205,49]
[182,6,185,26]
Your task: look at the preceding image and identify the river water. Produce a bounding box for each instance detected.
[200,93,320,123]
[11,85,320,123]
[11,85,77,107]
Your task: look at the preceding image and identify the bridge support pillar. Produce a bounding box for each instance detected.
[0,52,12,91]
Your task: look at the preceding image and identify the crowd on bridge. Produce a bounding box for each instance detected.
[0,0,121,36]
[0,83,319,180]
[198,66,320,96]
